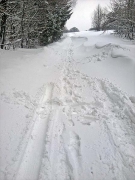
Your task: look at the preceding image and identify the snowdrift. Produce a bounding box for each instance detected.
[0,30,135,180]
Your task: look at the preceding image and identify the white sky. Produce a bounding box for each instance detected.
[66,0,110,31]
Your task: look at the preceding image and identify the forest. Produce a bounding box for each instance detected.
[0,0,76,49]
[0,0,135,50]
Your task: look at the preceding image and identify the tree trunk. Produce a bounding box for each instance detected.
[0,0,8,49]
[20,0,25,48]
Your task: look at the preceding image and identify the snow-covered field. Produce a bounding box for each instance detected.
[0,31,135,180]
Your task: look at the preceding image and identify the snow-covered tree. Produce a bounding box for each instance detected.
[91,0,135,39]
[103,0,135,39]
[69,27,79,32]
[0,0,74,49]
[39,0,72,45]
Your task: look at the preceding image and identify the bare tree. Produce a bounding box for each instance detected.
[92,4,104,31]
[103,0,135,39]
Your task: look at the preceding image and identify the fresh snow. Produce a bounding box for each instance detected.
[0,30,135,180]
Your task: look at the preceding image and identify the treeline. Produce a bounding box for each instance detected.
[63,26,79,33]
[0,0,76,49]
[91,0,135,40]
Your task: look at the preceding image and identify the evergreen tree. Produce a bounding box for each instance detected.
[39,0,72,45]
[0,0,74,49]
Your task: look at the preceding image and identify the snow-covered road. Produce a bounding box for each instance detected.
[0,31,135,180]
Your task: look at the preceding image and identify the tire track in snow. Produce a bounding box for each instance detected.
[38,108,74,180]
[8,36,135,180]
[57,36,135,179]
[61,66,135,179]
[38,40,80,180]
[37,40,84,180]
[14,83,54,180]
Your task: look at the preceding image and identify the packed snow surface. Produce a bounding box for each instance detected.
[0,31,135,180]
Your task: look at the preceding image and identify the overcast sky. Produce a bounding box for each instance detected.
[66,0,110,31]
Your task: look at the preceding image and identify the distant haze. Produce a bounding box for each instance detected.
[66,0,110,31]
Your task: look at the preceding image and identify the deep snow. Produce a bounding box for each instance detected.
[0,31,135,180]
